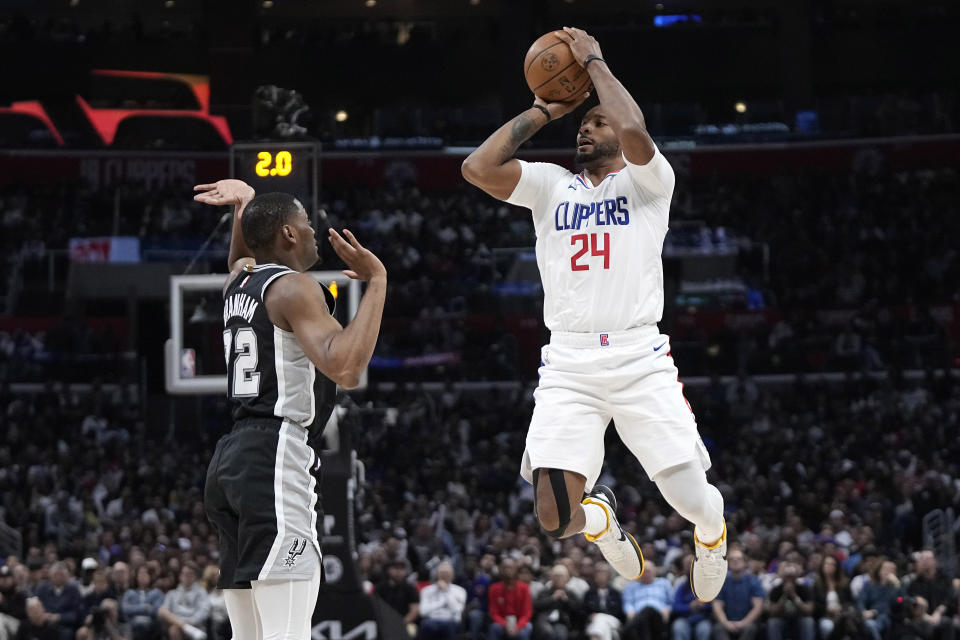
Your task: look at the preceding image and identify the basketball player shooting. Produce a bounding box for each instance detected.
[461,27,728,599]
[193,179,387,639]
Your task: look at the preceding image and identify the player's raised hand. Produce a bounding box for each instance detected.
[328,228,387,282]
[193,179,255,207]
[534,90,591,121]
[556,27,604,68]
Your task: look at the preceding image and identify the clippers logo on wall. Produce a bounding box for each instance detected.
[79,157,198,190]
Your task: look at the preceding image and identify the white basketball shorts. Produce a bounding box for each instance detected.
[521,325,711,491]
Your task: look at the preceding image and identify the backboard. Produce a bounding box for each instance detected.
[165,271,362,394]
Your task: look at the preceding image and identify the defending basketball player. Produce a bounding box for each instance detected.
[461,27,728,600]
[193,179,386,639]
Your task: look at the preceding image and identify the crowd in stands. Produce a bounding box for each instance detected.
[0,323,131,383]
[1,160,957,380]
[350,367,960,640]
[2,344,958,639]
[0,139,958,638]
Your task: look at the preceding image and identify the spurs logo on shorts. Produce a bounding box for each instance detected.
[284,538,307,567]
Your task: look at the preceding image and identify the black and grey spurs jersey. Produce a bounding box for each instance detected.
[222,263,336,436]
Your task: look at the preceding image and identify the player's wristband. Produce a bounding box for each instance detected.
[584,55,606,70]
[531,104,551,122]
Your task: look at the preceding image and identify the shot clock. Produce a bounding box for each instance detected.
[229,141,320,227]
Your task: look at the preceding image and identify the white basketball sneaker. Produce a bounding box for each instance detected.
[691,522,728,602]
[581,485,644,581]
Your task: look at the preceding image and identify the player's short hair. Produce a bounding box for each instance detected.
[241,192,302,250]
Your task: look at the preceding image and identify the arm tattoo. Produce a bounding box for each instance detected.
[497,114,538,163]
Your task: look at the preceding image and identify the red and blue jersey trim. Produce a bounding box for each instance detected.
[573,170,621,190]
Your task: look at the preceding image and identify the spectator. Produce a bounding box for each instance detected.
[532,564,582,640]
[578,558,597,593]
[858,558,902,640]
[463,554,496,640]
[76,598,125,640]
[81,570,116,621]
[376,560,420,638]
[157,563,210,640]
[621,559,672,640]
[558,558,590,602]
[488,557,533,640]
[907,550,958,640]
[418,561,467,640]
[108,563,130,597]
[14,597,58,640]
[121,566,163,640]
[78,559,99,598]
[583,563,623,640]
[0,564,28,638]
[33,562,82,640]
[811,554,856,639]
[711,549,764,640]
[671,555,712,640]
[765,560,815,640]
[408,520,448,581]
[849,548,881,601]
[888,594,931,640]
[199,566,228,640]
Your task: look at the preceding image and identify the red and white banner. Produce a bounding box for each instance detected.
[68,236,140,263]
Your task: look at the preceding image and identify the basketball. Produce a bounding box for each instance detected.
[523,31,591,103]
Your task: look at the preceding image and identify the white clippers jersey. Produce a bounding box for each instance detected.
[506,147,675,333]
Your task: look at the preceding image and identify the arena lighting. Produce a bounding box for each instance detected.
[262,0,273,7]
[397,22,411,45]
[335,110,349,122]
[365,0,376,7]
[653,14,702,27]
[469,0,480,4]
[165,0,174,7]
[735,101,747,113]
[0,101,65,146]
[78,70,232,146]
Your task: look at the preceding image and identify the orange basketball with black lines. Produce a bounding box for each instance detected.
[523,31,590,103]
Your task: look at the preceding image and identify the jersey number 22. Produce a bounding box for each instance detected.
[223,328,261,397]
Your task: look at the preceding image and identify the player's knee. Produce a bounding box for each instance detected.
[654,463,711,520]
[535,500,558,530]
[534,468,572,538]
[662,486,703,519]
[536,503,571,538]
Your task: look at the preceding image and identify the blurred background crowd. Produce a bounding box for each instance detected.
[0,366,959,639]
[2,159,957,384]
[2,1,960,639]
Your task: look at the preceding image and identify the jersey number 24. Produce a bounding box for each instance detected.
[570,233,610,271]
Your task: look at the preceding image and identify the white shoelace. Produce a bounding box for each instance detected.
[698,547,727,579]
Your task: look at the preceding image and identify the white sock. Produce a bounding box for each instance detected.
[696,484,726,543]
[582,500,611,537]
